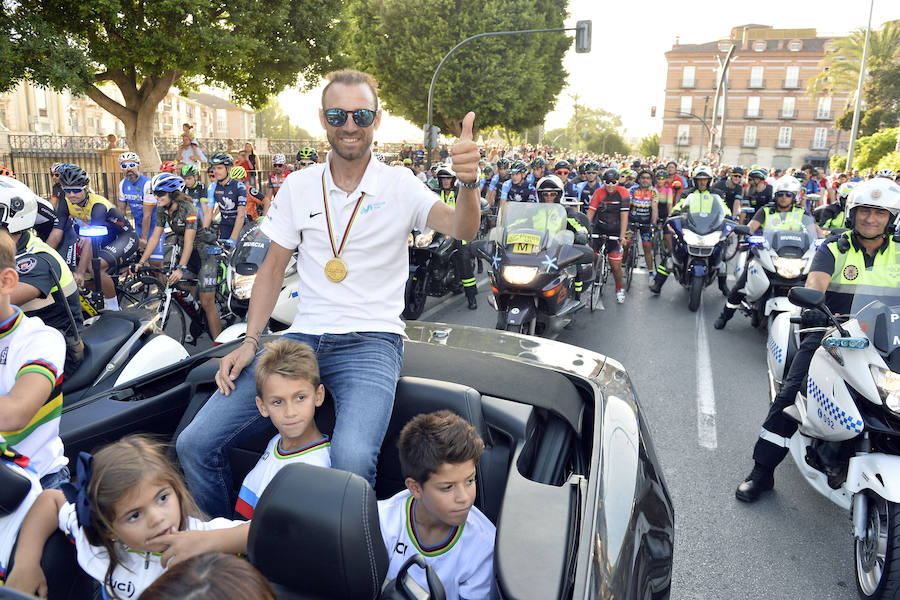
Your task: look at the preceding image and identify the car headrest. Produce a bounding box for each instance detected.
[248,463,388,600]
[0,459,33,516]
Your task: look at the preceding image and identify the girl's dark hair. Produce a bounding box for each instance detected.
[84,434,203,600]
[138,553,277,600]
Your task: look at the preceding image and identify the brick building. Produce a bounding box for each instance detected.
[660,25,851,171]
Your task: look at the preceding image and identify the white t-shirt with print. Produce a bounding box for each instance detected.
[378,489,497,600]
[58,501,244,600]
[261,152,439,336]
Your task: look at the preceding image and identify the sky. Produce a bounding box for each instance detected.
[277,0,900,144]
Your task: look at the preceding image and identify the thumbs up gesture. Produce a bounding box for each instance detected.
[449,112,480,185]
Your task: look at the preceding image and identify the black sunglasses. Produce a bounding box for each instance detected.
[153,190,168,197]
[324,108,376,128]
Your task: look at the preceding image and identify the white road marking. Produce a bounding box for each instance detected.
[696,300,718,449]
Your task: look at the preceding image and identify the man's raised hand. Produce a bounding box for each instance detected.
[449,112,480,184]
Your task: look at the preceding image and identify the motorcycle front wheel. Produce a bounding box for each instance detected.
[688,274,703,312]
[402,275,427,320]
[856,492,900,599]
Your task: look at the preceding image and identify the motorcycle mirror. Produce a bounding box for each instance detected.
[470,240,490,260]
[235,262,258,276]
[733,224,751,236]
[788,287,825,309]
[558,244,594,267]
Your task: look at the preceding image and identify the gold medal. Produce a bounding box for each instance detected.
[324,257,348,282]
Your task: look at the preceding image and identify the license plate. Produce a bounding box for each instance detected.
[507,233,541,246]
[512,243,534,254]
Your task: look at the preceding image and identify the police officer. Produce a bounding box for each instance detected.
[435,164,477,310]
[714,176,813,329]
[817,182,856,230]
[535,175,590,299]
[736,178,900,501]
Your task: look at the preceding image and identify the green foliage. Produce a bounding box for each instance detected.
[876,151,900,173]
[341,0,570,136]
[639,133,660,157]
[258,104,312,140]
[830,152,847,172]
[853,127,899,170]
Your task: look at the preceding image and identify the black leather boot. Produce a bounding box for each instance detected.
[735,464,775,502]
[714,306,736,330]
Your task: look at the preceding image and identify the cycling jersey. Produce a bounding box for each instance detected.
[185,182,208,213]
[59,193,139,270]
[156,199,217,292]
[629,187,658,224]
[579,182,601,209]
[744,183,773,213]
[487,174,509,192]
[207,178,247,238]
[589,186,631,234]
[247,186,266,221]
[268,171,288,197]
[118,175,155,235]
[500,180,537,203]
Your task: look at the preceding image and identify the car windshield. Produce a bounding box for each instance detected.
[231,223,270,267]
[495,202,571,252]
[764,214,819,258]
[683,194,726,235]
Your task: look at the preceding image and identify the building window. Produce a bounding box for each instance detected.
[777,127,792,147]
[813,127,828,149]
[782,97,795,118]
[719,41,731,52]
[682,66,695,88]
[743,126,757,146]
[749,66,764,88]
[680,96,692,115]
[817,97,832,119]
[789,40,802,51]
[753,41,766,52]
[676,124,690,145]
[34,88,49,118]
[216,109,227,135]
[785,66,799,88]
[746,96,760,118]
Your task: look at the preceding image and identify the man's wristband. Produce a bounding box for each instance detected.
[459,180,480,190]
[241,337,259,350]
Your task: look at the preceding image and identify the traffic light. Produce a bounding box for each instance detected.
[651,106,657,118]
[575,21,591,53]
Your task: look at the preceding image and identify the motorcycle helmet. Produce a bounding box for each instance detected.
[691,165,714,187]
[209,151,234,167]
[772,175,801,201]
[602,168,619,184]
[0,166,14,179]
[180,164,199,178]
[535,175,564,202]
[836,181,856,208]
[271,154,286,166]
[230,166,248,181]
[435,163,456,186]
[845,178,900,235]
[58,164,90,188]
[150,173,186,194]
[877,168,896,180]
[496,158,511,171]
[0,176,40,233]
[509,160,528,175]
[530,157,546,170]
[159,160,177,173]
[118,152,140,165]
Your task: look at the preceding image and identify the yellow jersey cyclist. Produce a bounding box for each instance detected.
[56,164,138,311]
[135,174,222,340]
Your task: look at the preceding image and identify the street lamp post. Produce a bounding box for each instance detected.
[846,0,874,171]
[710,45,736,158]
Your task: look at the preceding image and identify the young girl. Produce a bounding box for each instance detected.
[5,435,249,600]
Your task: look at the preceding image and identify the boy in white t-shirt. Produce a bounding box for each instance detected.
[235,339,331,519]
[0,437,41,584]
[378,410,497,600]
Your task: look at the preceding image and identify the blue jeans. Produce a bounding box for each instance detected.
[40,465,70,490]
[176,331,403,517]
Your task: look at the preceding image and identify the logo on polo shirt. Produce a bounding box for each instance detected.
[360,201,385,215]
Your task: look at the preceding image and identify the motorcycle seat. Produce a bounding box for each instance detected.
[62,313,141,394]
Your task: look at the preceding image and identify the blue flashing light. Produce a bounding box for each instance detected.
[79,225,108,238]
[824,337,869,349]
[747,235,765,245]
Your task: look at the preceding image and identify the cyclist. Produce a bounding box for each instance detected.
[741,168,773,224]
[621,168,637,191]
[650,165,731,295]
[577,161,602,214]
[135,173,222,340]
[204,151,247,245]
[627,169,660,278]
[486,158,511,207]
[655,167,673,223]
[713,175,814,329]
[434,164,477,310]
[181,164,208,214]
[159,161,177,174]
[295,147,318,170]
[480,163,494,199]
[526,157,547,185]
[665,161,685,201]
[49,163,65,209]
[116,152,162,265]
[713,166,745,217]
[818,181,855,230]
[586,168,631,304]
[0,166,13,178]
[264,154,288,214]
[498,160,537,210]
[58,164,138,311]
[1,180,84,377]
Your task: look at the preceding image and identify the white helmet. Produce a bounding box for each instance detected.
[845,178,900,233]
[877,168,896,179]
[536,174,565,195]
[434,163,456,179]
[691,165,714,182]
[118,152,140,165]
[272,154,286,166]
[773,175,801,198]
[0,176,40,233]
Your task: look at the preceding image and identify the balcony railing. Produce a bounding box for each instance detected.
[779,112,797,120]
[741,141,758,148]
[810,142,829,151]
[744,112,762,119]
[675,137,691,146]
[782,80,801,89]
[747,80,766,89]
[681,80,695,88]
[815,112,832,120]
[775,141,793,149]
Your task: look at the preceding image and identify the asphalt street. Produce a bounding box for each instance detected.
[417,266,856,600]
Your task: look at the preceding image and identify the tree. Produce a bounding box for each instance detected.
[258,104,312,140]
[341,0,570,138]
[0,0,341,165]
[808,20,900,136]
[638,133,660,157]
[853,127,899,170]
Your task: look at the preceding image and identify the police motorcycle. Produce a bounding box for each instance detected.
[665,193,737,312]
[731,212,820,329]
[474,200,593,336]
[402,227,469,320]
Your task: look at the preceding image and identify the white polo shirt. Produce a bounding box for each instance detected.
[261,152,438,336]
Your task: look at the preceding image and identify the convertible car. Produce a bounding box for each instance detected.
[4,320,674,600]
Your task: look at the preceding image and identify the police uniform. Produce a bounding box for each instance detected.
[438,187,478,307]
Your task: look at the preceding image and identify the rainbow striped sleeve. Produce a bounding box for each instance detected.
[17,359,62,388]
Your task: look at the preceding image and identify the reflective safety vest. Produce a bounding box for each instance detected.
[510,209,586,237]
[440,189,456,207]
[827,232,900,296]
[763,206,806,231]
[16,230,78,313]
[824,211,846,230]
[672,190,732,217]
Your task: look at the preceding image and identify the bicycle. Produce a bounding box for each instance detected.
[588,233,618,313]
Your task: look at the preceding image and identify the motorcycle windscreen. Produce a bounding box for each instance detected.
[765,214,819,258]
[683,196,726,235]
[854,290,900,368]
[496,203,572,255]
[232,223,271,274]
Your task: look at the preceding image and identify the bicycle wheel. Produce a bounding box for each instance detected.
[624,240,635,292]
[136,294,187,344]
[125,276,166,302]
[117,290,143,310]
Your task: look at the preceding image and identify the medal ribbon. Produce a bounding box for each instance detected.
[322,172,366,259]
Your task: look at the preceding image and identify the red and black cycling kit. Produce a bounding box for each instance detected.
[589,186,631,234]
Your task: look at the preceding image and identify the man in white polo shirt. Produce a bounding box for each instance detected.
[176,69,482,517]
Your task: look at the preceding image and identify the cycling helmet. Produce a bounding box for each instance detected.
[583,161,600,175]
[845,178,900,234]
[271,154,286,166]
[150,173,185,194]
[773,175,801,198]
[877,168,896,179]
[621,168,636,179]
[637,168,654,181]
[209,151,234,167]
[180,164,199,178]
[58,164,90,188]
[118,152,140,165]
[496,158,511,170]
[536,175,565,196]
[748,168,767,180]
[483,164,494,175]
[530,157,546,170]
[230,166,247,180]
[0,176,40,233]
[402,158,413,166]
[50,162,64,174]
[159,160,176,173]
[577,162,586,176]
[730,166,745,175]
[297,147,317,162]
[509,160,528,175]
[601,168,619,184]
[836,181,856,207]
[0,166,13,179]
[553,160,571,172]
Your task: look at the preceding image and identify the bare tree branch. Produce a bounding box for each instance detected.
[85,85,133,124]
